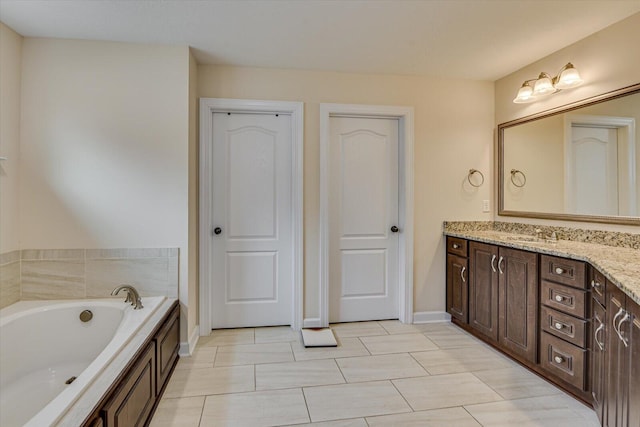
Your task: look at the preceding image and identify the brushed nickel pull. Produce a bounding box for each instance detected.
[594,321,605,351]
[461,266,466,283]
[554,356,564,364]
[554,295,564,302]
[616,312,631,347]
[555,267,564,274]
[498,256,504,274]
[591,280,602,290]
[452,243,460,249]
[491,255,497,273]
[554,322,563,330]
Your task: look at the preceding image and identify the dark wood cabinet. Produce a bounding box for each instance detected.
[606,282,640,427]
[590,272,607,425]
[155,305,180,395]
[498,247,538,363]
[446,253,468,323]
[468,241,499,342]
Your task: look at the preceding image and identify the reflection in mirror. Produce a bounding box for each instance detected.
[499,84,640,225]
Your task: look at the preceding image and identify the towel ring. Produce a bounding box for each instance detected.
[467,169,484,187]
[510,169,527,188]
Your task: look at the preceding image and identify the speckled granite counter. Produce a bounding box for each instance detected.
[444,222,640,306]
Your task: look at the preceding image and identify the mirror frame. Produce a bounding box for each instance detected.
[498,82,640,225]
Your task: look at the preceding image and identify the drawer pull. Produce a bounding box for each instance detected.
[452,243,460,249]
[591,280,602,290]
[554,322,563,330]
[554,356,564,364]
[491,255,497,273]
[498,256,504,275]
[594,321,605,351]
[461,266,466,283]
[554,295,564,302]
[555,267,564,274]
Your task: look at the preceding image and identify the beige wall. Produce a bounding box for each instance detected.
[188,49,199,337]
[0,23,22,253]
[19,38,194,339]
[198,65,495,317]
[495,12,640,233]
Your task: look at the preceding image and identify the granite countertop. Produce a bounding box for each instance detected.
[444,228,640,306]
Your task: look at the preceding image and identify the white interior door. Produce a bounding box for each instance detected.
[569,125,618,216]
[329,116,399,323]
[211,112,292,328]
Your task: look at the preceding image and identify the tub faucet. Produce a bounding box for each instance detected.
[111,285,144,310]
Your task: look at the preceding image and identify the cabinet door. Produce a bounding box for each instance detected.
[469,242,499,342]
[591,298,606,424]
[156,307,180,395]
[103,342,156,427]
[498,247,538,363]
[606,283,627,427]
[625,298,639,427]
[446,254,468,323]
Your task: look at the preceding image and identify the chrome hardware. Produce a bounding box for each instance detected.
[554,295,564,302]
[591,280,602,290]
[452,243,460,249]
[616,312,631,347]
[554,322,563,330]
[391,226,399,233]
[214,227,222,235]
[555,267,564,274]
[467,169,485,187]
[554,355,564,364]
[491,255,497,273]
[79,310,93,322]
[461,266,466,283]
[498,256,504,274]
[111,285,144,310]
[510,169,527,187]
[594,321,605,351]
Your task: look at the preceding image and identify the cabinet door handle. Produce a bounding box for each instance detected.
[594,320,605,351]
[498,256,504,275]
[612,307,626,345]
[490,255,497,273]
[460,266,466,283]
[591,280,602,290]
[616,311,631,348]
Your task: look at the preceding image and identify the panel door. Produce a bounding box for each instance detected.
[498,247,538,363]
[624,297,639,427]
[329,116,399,323]
[569,125,619,216]
[469,242,499,342]
[591,298,607,425]
[211,112,292,328]
[606,283,627,427]
[446,254,468,323]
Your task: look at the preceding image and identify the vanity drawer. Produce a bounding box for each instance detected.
[541,280,587,319]
[540,255,586,289]
[446,237,468,257]
[540,332,587,391]
[540,305,587,348]
[589,267,606,307]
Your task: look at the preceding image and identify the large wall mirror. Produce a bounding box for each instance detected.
[498,83,640,225]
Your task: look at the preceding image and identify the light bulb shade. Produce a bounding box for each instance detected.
[554,64,583,89]
[513,82,535,103]
[533,73,556,96]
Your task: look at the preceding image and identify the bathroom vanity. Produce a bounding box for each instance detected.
[444,224,639,427]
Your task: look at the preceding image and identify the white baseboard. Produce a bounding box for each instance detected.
[303,317,322,328]
[413,311,451,324]
[179,324,200,357]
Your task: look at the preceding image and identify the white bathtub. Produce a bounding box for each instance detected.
[0,296,165,427]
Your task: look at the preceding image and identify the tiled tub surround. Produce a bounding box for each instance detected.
[0,248,179,309]
[444,222,640,305]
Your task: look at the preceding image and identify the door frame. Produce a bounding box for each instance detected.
[563,114,636,215]
[199,98,304,335]
[317,103,414,327]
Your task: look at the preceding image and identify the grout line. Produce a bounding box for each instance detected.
[468,371,506,401]
[300,387,312,423]
[389,378,416,413]
[462,405,485,426]
[333,358,348,384]
[196,395,206,427]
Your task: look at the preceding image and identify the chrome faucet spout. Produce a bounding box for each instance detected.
[111,285,144,309]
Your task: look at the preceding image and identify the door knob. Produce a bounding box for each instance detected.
[390,226,399,233]
[214,227,222,235]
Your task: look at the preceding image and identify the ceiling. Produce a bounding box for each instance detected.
[1,0,639,81]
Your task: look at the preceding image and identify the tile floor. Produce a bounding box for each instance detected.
[150,321,600,427]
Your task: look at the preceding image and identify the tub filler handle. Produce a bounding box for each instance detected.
[111,285,144,310]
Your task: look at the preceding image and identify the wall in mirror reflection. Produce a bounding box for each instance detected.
[503,92,639,217]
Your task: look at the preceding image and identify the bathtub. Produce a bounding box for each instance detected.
[0,296,166,427]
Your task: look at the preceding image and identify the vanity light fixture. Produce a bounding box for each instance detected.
[513,63,584,103]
